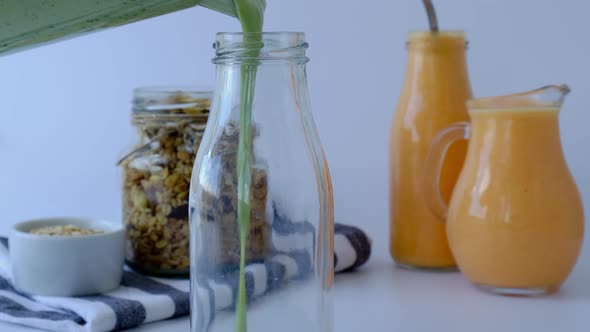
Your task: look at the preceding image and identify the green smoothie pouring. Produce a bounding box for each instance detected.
[231,2,266,332]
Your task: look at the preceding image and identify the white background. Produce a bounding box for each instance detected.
[1,0,590,331]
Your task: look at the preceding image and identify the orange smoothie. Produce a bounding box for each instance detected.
[447,108,584,292]
[390,31,472,269]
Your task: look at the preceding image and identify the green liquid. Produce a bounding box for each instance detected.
[233,2,266,332]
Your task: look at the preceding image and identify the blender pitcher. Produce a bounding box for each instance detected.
[423,85,584,295]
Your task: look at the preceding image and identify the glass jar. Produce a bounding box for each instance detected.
[119,86,211,277]
[189,32,334,332]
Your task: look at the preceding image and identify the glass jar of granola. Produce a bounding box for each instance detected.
[119,86,211,277]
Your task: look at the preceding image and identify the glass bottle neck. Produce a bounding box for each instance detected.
[406,41,468,71]
[403,32,470,92]
[210,32,310,120]
[405,31,468,68]
[212,61,309,115]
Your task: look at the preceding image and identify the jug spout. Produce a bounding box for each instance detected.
[467,84,570,110]
[527,84,570,105]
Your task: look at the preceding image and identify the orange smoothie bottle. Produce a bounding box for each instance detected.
[389,31,472,270]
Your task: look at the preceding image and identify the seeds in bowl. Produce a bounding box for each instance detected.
[30,225,105,236]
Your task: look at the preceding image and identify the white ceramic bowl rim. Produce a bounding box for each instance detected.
[12,217,124,240]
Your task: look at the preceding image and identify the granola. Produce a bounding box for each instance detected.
[121,91,209,276]
[196,123,271,270]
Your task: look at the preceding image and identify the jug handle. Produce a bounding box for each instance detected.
[423,122,470,221]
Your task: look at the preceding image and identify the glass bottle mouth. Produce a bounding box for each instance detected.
[406,30,468,49]
[212,32,309,64]
[408,30,466,40]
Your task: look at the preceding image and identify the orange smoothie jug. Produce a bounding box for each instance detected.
[390,31,472,270]
[424,85,584,295]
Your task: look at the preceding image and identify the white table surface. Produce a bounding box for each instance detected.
[2,231,590,332]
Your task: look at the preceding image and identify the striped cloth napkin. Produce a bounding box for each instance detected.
[0,223,370,332]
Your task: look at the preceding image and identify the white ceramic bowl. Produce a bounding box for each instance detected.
[9,217,125,296]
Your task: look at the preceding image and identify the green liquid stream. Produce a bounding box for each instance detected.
[233,2,266,332]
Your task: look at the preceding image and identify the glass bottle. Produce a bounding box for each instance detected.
[0,0,234,55]
[424,85,584,295]
[189,32,334,332]
[119,86,211,277]
[390,31,473,270]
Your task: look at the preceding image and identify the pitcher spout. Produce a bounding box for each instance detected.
[467,84,570,110]
[528,84,570,105]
